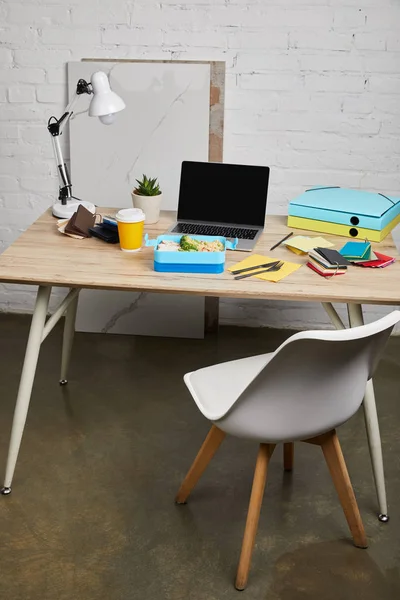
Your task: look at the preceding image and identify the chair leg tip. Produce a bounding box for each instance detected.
[235,582,246,591]
[59,379,68,386]
[354,538,368,549]
[1,487,11,496]
[175,498,187,505]
[378,513,389,523]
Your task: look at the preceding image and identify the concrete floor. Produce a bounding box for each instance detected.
[0,314,400,599]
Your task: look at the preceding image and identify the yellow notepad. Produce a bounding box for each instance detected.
[283,235,334,254]
[229,254,302,282]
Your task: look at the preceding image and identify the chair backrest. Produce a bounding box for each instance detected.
[217,311,400,442]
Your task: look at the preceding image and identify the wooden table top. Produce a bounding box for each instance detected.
[0,208,399,306]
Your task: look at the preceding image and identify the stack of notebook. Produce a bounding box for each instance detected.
[307,247,351,277]
[354,253,395,268]
[339,241,395,268]
[339,241,372,262]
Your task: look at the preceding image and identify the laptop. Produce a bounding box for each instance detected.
[169,161,270,251]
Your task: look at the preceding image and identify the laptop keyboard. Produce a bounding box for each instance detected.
[173,223,258,240]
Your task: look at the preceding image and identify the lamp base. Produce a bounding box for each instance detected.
[52,199,96,219]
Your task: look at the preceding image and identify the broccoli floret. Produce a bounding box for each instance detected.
[180,235,200,252]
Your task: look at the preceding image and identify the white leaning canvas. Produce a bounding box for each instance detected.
[68,60,210,210]
[68,60,211,338]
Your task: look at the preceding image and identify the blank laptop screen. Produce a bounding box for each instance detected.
[177,161,270,227]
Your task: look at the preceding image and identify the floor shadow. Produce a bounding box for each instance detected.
[267,540,400,600]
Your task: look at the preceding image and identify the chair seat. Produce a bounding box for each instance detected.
[184,352,273,421]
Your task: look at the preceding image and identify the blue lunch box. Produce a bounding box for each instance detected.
[144,234,238,273]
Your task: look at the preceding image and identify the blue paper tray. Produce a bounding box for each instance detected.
[145,234,238,273]
[288,187,400,231]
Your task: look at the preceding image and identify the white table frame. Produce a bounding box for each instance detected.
[1,286,79,495]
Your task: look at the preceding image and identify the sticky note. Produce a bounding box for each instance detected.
[284,235,334,254]
[229,254,271,273]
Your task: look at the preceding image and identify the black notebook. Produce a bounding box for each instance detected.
[313,248,352,268]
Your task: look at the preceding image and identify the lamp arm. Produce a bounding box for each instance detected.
[50,135,72,204]
[47,79,93,205]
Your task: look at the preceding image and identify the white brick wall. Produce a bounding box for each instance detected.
[0,0,399,328]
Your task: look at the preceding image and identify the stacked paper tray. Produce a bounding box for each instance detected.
[144,234,238,273]
[287,187,400,242]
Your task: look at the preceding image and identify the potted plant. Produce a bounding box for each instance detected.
[131,175,163,225]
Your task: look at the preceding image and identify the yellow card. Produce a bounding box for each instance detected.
[284,235,334,254]
[229,254,272,272]
[229,254,302,283]
[256,261,302,282]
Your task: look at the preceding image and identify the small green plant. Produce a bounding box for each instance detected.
[134,175,161,197]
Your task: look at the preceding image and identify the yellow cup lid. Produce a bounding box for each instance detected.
[116,208,145,223]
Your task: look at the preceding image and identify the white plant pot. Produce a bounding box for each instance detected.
[131,191,162,225]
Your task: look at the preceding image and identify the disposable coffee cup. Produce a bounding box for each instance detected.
[115,208,145,252]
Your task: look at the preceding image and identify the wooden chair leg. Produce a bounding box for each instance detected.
[175,425,226,504]
[283,442,294,471]
[235,443,275,591]
[319,431,368,549]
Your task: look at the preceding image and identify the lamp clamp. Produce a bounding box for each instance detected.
[76,78,93,96]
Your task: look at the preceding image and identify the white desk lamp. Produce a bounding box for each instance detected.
[48,71,125,219]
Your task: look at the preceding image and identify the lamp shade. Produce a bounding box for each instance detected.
[88,71,125,118]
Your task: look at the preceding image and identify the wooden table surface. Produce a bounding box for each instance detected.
[0,208,399,306]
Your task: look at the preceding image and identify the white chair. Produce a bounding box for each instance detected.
[175,311,400,590]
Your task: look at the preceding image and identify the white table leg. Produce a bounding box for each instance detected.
[1,285,51,495]
[322,302,345,330]
[323,302,388,521]
[59,291,79,385]
[347,303,389,522]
